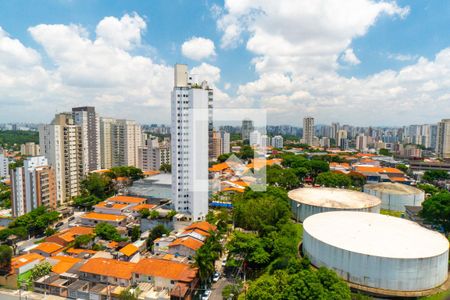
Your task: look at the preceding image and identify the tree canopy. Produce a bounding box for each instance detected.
[422,170,450,183]
[315,171,351,188]
[420,191,450,234]
[146,224,170,250]
[94,222,123,242]
[107,166,144,181]
[0,245,12,275]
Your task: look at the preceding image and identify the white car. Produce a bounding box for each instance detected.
[212,272,220,282]
[221,259,227,267]
[201,289,211,300]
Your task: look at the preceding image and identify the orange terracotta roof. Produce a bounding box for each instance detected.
[33,242,64,255]
[3,179,11,185]
[329,162,350,168]
[11,253,44,270]
[169,237,204,251]
[66,248,97,255]
[115,177,128,181]
[181,228,210,238]
[162,254,175,260]
[119,244,139,257]
[209,162,230,172]
[354,166,404,174]
[51,256,82,274]
[133,258,197,282]
[107,195,146,204]
[94,201,129,210]
[131,204,157,211]
[91,169,110,173]
[79,258,136,280]
[230,180,249,187]
[356,153,376,157]
[223,187,244,193]
[80,212,126,222]
[107,241,119,249]
[184,221,217,233]
[390,177,409,182]
[47,227,94,244]
[143,170,160,176]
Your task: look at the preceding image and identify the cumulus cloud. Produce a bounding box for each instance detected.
[387,52,418,62]
[341,48,361,65]
[181,37,216,61]
[0,14,173,123]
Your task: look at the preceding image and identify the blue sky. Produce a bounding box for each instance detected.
[0,0,450,125]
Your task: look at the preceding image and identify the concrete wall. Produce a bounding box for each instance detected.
[364,188,424,212]
[303,230,449,291]
[290,201,380,223]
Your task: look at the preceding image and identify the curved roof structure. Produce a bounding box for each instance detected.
[364,182,423,195]
[303,211,449,259]
[288,188,381,209]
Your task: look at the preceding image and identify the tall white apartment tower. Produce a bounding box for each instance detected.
[171,64,211,221]
[303,117,314,146]
[220,131,230,154]
[72,106,101,172]
[436,119,450,159]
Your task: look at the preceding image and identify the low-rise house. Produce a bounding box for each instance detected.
[79,257,136,287]
[184,221,217,235]
[34,274,73,298]
[118,244,139,261]
[48,256,82,274]
[132,258,198,299]
[168,236,203,258]
[80,212,128,227]
[107,195,146,207]
[153,235,176,255]
[93,201,131,215]
[65,248,97,258]
[11,253,44,275]
[31,242,64,257]
[45,226,94,247]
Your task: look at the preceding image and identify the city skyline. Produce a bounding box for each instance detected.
[0,1,450,126]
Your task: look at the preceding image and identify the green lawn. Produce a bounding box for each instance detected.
[17,270,33,290]
[420,290,450,300]
[380,209,403,218]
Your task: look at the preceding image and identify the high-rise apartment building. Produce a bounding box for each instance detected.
[249,130,262,147]
[171,64,211,221]
[40,113,83,204]
[356,134,368,151]
[337,130,348,150]
[261,135,270,148]
[212,130,223,159]
[100,118,142,168]
[320,137,330,148]
[331,122,340,141]
[220,131,230,154]
[10,156,56,217]
[0,154,8,178]
[303,117,314,146]
[436,119,450,159]
[241,119,254,141]
[20,142,41,156]
[272,135,284,148]
[72,107,101,172]
[138,138,170,171]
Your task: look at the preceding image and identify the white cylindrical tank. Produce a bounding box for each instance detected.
[364,182,424,212]
[303,211,449,292]
[288,188,381,222]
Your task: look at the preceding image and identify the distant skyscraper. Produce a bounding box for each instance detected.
[20,142,40,157]
[220,131,230,154]
[249,130,262,146]
[0,154,8,178]
[331,122,340,141]
[356,134,368,151]
[100,118,142,168]
[138,138,170,171]
[337,130,348,150]
[272,135,284,148]
[72,106,101,172]
[171,64,210,221]
[212,130,223,159]
[303,117,314,146]
[241,119,254,141]
[10,156,56,217]
[40,113,83,204]
[320,137,330,148]
[436,119,450,159]
[261,135,270,148]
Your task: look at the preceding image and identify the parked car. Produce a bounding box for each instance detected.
[212,272,220,282]
[68,216,75,222]
[55,222,64,228]
[201,289,211,300]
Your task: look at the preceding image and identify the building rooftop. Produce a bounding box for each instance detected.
[79,258,136,280]
[130,203,157,211]
[169,237,204,251]
[80,212,127,222]
[94,201,129,210]
[50,256,82,274]
[184,221,217,233]
[11,253,44,270]
[364,182,424,195]
[32,242,64,255]
[132,258,197,282]
[119,244,139,257]
[107,195,147,204]
[288,188,381,209]
[304,211,449,259]
[46,226,94,244]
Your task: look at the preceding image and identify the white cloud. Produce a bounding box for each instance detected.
[191,63,221,84]
[181,37,216,61]
[341,48,361,65]
[387,52,418,62]
[0,14,174,123]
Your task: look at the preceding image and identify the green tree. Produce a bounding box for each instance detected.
[217,153,232,163]
[347,171,366,187]
[422,170,450,183]
[417,183,441,196]
[420,191,450,234]
[379,148,391,156]
[74,234,94,248]
[315,171,351,188]
[146,225,170,250]
[130,226,140,242]
[149,210,160,219]
[238,145,254,160]
[159,163,171,173]
[222,281,242,300]
[227,231,270,267]
[396,164,408,173]
[30,262,52,281]
[81,173,114,199]
[95,222,122,241]
[193,231,223,287]
[266,166,300,190]
[139,208,150,218]
[0,245,12,274]
[72,195,102,210]
[108,166,144,181]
